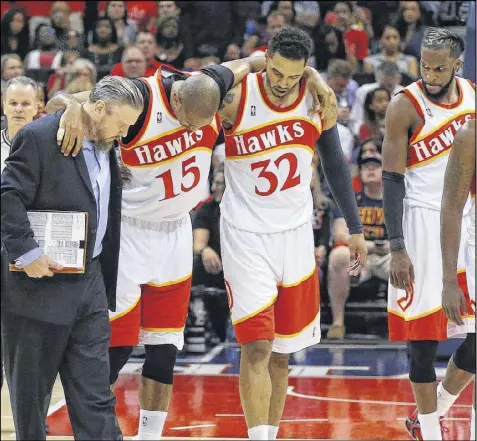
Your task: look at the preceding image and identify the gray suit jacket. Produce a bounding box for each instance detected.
[1,112,122,325]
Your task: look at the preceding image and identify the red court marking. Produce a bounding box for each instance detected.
[46,375,473,440]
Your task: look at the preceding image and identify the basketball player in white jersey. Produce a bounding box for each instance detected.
[46,58,334,440]
[441,119,476,441]
[382,28,475,440]
[217,27,367,440]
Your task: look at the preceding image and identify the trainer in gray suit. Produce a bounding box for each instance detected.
[1,76,143,440]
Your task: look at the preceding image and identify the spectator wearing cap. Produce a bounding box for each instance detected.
[349,60,403,137]
[326,152,389,340]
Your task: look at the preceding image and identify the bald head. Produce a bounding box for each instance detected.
[178,74,221,120]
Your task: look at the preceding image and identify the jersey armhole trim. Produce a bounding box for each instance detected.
[119,78,153,149]
[223,76,248,135]
[399,89,425,144]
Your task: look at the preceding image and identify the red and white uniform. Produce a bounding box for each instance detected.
[466,176,476,315]
[110,67,220,349]
[221,72,322,353]
[388,77,475,341]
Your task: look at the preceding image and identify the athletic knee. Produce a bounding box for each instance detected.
[328,247,351,273]
[408,340,438,383]
[453,334,476,374]
[142,344,178,385]
[269,352,290,370]
[242,340,272,366]
[109,346,134,385]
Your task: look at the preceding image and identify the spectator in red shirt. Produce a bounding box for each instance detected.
[359,87,390,142]
[332,1,369,69]
[110,30,161,77]
[118,46,147,79]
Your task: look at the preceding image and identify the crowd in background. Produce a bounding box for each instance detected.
[0,0,474,347]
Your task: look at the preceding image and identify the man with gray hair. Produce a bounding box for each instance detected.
[349,60,403,136]
[1,76,39,171]
[1,76,143,440]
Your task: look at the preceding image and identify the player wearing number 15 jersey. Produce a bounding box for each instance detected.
[49,54,338,439]
[217,28,367,441]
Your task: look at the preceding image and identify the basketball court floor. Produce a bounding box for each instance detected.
[1,342,474,440]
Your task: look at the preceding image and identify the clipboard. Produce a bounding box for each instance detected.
[9,211,89,274]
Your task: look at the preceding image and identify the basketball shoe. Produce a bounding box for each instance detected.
[405,408,448,440]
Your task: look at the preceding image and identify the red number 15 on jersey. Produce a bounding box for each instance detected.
[155,156,200,201]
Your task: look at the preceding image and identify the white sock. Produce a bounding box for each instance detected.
[436,381,459,417]
[418,411,442,440]
[471,407,475,441]
[268,425,279,439]
[137,409,168,440]
[248,425,268,440]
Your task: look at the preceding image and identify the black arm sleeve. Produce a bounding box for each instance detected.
[382,170,406,251]
[317,125,363,234]
[200,65,235,103]
[0,127,41,260]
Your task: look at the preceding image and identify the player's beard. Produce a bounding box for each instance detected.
[422,73,455,100]
[90,119,114,152]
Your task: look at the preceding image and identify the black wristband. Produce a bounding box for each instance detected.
[390,238,406,252]
[382,170,406,250]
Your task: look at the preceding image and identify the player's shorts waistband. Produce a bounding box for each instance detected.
[121,215,189,232]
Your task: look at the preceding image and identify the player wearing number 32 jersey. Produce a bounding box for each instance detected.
[217,28,367,441]
[50,53,337,439]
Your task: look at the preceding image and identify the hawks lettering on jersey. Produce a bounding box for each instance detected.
[121,126,216,167]
[221,73,322,233]
[402,77,475,210]
[118,67,220,221]
[226,118,318,158]
[409,112,474,167]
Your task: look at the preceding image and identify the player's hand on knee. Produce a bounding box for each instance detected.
[390,250,414,290]
[202,247,222,274]
[58,101,84,157]
[442,280,467,326]
[23,255,63,278]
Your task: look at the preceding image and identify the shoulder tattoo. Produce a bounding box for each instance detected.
[219,92,235,110]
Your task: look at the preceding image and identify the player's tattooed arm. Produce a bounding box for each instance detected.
[441,119,475,283]
[221,56,266,87]
[218,84,242,130]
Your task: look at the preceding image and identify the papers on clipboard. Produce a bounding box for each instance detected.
[9,211,88,274]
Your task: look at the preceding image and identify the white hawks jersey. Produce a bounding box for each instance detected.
[221,72,322,233]
[119,67,220,222]
[403,77,475,210]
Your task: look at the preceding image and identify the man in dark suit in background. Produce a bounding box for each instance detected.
[1,76,143,440]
